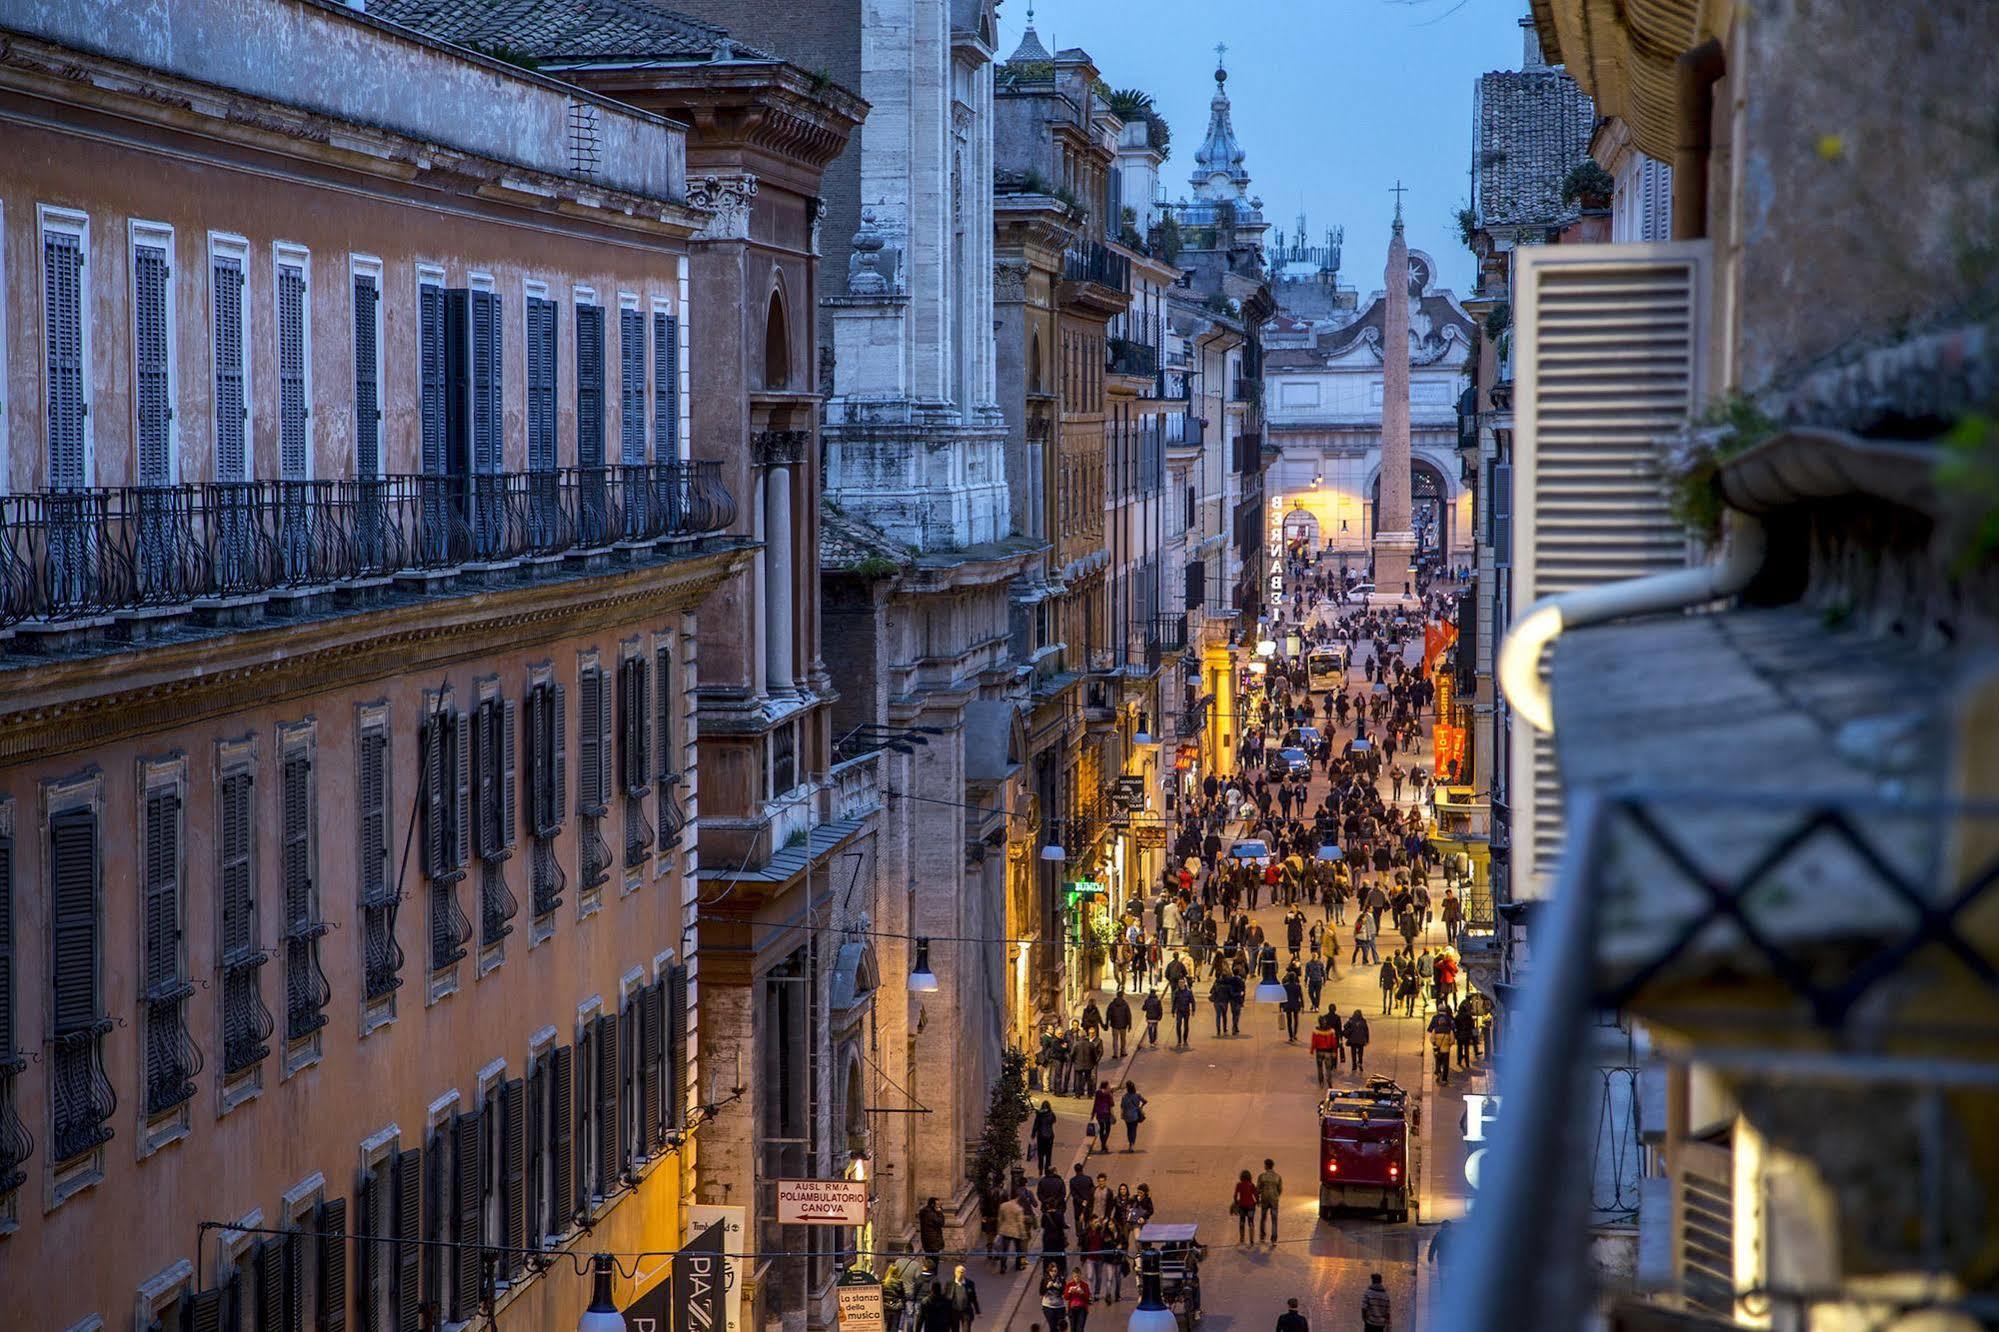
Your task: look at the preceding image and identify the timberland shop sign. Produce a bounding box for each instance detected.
[776,1177,870,1225]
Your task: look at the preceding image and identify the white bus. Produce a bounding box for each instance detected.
[1307,645,1348,689]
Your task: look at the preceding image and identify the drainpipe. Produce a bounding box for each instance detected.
[1497,514,1765,733]
[1672,38,1727,241]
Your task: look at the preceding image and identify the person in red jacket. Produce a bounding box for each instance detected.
[1233,1169,1261,1244]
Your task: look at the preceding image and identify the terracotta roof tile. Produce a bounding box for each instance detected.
[1475,69,1595,229]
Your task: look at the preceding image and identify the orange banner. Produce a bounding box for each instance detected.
[1434,671,1454,719]
[1432,723,1466,781]
[1423,619,1459,677]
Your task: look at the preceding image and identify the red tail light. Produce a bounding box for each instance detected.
[1388,1165,1399,1178]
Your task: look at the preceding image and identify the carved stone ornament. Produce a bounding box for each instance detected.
[849,208,890,294]
[808,195,826,256]
[753,429,810,466]
[688,172,759,241]
[993,260,1029,303]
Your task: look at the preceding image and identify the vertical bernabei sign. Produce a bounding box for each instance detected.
[673,1220,728,1332]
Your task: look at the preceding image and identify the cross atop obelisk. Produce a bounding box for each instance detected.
[1390,179,1408,232]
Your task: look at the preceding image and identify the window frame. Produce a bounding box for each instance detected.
[574,287,604,471]
[38,205,94,489]
[41,767,107,1208]
[272,241,313,481]
[355,701,400,1036]
[208,231,252,483]
[128,219,179,488]
[416,262,447,480]
[278,721,328,1075]
[351,255,385,481]
[617,292,644,466]
[214,737,269,1113]
[134,753,194,1155]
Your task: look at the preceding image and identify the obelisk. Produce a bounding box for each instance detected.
[1372,185,1417,604]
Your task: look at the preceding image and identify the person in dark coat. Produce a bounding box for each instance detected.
[1036,1164,1067,1218]
[1141,990,1163,1047]
[1226,968,1247,1035]
[944,1264,982,1331]
[1171,978,1196,1048]
[1207,974,1230,1037]
[918,1197,948,1261]
[1280,967,1305,1042]
[918,1286,956,1332]
[1069,1161,1095,1228]
[1344,1009,1371,1074]
[1031,1101,1058,1174]
[1105,991,1132,1057]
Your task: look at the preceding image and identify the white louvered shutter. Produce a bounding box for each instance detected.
[43,230,87,489]
[1508,241,1709,897]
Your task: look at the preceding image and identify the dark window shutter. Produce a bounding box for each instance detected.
[42,230,86,489]
[278,263,308,480]
[577,669,602,813]
[257,1235,288,1332]
[525,686,548,836]
[652,312,678,459]
[526,298,557,472]
[596,676,614,817]
[183,1287,225,1332]
[356,1168,384,1332]
[595,1011,620,1193]
[636,982,660,1157]
[523,1060,546,1256]
[547,1044,573,1234]
[617,1001,636,1173]
[573,1027,593,1213]
[419,284,446,478]
[317,1196,348,1332]
[1493,461,1513,564]
[666,963,688,1131]
[0,830,14,1070]
[213,256,247,482]
[576,304,605,469]
[354,276,381,480]
[453,1107,483,1320]
[282,752,312,932]
[473,700,499,862]
[393,1147,422,1332]
[420,716,445,880]
[49,807,99,1032]
[471,290,501,475]
[500,699,518,852]
[551,684,567,829]
[359,729,387,900]
[654,644,674,784]
[620,307,645,464]
[142,789,180,993]
[501,1077,527,1270]
[134,241,173,487]
[453,709,471,872]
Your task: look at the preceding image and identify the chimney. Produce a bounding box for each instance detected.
[1521,16,1549,71]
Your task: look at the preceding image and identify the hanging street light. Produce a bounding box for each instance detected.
[909,937,940,992]
[576,1254,626,1332]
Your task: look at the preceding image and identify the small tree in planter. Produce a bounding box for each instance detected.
[1561,160,1615,212]
[969,1047,1033,1203]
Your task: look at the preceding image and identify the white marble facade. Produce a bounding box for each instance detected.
[823,0,1010,553]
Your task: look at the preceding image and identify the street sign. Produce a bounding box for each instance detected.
[835,1269,885,1332]
[684,1204,747,1332]
[775,1177,869,1226]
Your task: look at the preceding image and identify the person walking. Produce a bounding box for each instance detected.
[1039,1205,1070,1276]
[1227,966,1247,1035]
[1105,990,1131,1057]
[1274,1296,1310,1332]
[1378,957,1396,1015]
[1281,967,1304,1043]
[1141,989,1163,1047]
[1069,1161,1094,1229]
[1031,1101,1057,1174]
[1426,1218,1454,1283]
[1310,1013,1339,1085]
[1441,887,1463,947]
[1256,1158,1283,1243]
[1172,978,1196,1048]
[1038,1259,1069,1330]
[944,1265,981,1332]
[1304,953,1327,1010]
[1353,909,1378,966]
[1361,1272,1392,1331]
[1232,1170,1260,1244]
[1207,973,1230,1038]
[1344,1009,1371,1074]
[1088,1083,1115,1154]
[996,1191,1030,1271]
[1427,1007,1456,1085]
[1062,1269,1094,1332]
[1454,999,1478,1069]
[1118,1081,1147,1151]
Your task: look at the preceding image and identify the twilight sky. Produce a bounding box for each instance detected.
[994,0,1531,297]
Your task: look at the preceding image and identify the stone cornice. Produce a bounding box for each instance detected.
[0,543,753,767]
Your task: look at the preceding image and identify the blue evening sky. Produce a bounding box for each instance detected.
[995,0,1531,296]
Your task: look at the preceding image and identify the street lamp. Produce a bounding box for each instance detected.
[576,1254,626,1332]
[1040,820,1069,861]
[1126,1247,1178,1332]
[909,938,940,993]
[1253,943,1286,1004]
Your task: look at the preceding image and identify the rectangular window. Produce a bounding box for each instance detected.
[592,1010,620,1198]
[40,208,91,488]
[575,660,613,900]
[275,244,312,481]
[546,1042,574,1237]
[138,771,198,1132]
[130,222,177,486]
[426,1104,484,1324]
[619,302,645,465]
[315,1196,348,1332]
[472,693,519,955]
[665,963,688,1133]
[525,678,567,925]
[47,794,114,1174]
[279,727,329,1060]
[618,651,653,871]
[394,1145,422,1332]
[572,1018,595,1215]
[526,292,558,472]
[352,258,383,480]
[523,1050,548,1258]
[218,760,273,1090]
[418,269,447,479]
[469,286,503,475]
[420,702,472,977]
[772,720,798,798]
[654,638,685,851]
[651,307,679,462]
[496,1076,527,1283]
[356,708,401,1021]
[575,299,605,468]
[210,234,251,483]
[0,805,23,1210]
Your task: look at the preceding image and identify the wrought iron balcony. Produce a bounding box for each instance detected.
[47,1020,116,1164]
[1151,612,1189,652]
[0,462,737,629]
[1107,336,1158,377]
[1062,241,1131,295]
[0,1057,29,1195]
[141,980,202,1117]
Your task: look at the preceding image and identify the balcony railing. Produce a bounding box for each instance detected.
[0,462,736,628]
[1151,613,1189,652]
[1062,241,1131,295]
[1107,337,1158,377]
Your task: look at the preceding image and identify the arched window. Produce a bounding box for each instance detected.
[763,287,790,390]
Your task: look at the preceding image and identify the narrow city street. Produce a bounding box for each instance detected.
[980,619,1490,1330]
